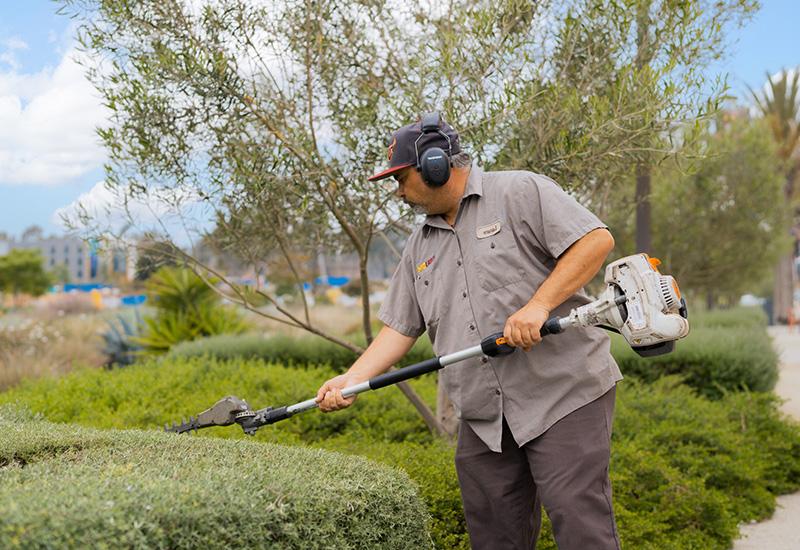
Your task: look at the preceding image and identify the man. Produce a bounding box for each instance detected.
[315,113,623,549]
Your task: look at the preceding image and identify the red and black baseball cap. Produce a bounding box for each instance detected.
[368,114,461,182]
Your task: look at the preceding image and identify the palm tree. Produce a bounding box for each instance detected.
[749,69,800,323]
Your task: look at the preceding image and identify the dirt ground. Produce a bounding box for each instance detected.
[733,326,800,549]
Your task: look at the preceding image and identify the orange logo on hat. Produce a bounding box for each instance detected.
[387,137,397,161]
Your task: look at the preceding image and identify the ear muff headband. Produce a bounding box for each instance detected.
[414,112,452,187]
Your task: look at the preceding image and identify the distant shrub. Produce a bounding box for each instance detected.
[0,406,431,549]
[33,292,97,317]
[692,306,768,330]
[168,333,434,372]
[100,310,144,367]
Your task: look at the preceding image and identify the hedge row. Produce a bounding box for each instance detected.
[0,406,431,549]
[2,357,798,549]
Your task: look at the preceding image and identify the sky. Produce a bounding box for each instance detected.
[0,0,798,239]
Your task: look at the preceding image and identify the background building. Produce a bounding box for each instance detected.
[0,226,136,284]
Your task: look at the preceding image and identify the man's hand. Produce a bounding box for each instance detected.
[503,301,551,352]
[315,373,361,412]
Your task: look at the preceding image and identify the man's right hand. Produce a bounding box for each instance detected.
[315,373,360,412]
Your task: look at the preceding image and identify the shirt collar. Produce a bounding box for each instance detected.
[422,164,483,235]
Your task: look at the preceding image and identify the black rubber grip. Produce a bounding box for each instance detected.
[369,357,443,390]
[263,406,291,425]
[481,333,516,356]
[540,317,563,336]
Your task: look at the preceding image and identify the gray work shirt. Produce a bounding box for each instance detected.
[378,166,623,452]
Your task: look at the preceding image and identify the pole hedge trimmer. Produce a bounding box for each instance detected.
[165,253,689,436]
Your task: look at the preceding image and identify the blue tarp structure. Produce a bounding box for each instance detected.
[313,276,350,287]
[121,295,147,306]
[63,283,110,293]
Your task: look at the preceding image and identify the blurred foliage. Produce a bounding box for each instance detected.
[613,305,778,398]
[100,310,144,368]
[0,249,51,297]
[650,116,790,303]
[135,266,249,354]
[133,239,178,281]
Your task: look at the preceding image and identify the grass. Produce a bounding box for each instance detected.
[0,313,106,391]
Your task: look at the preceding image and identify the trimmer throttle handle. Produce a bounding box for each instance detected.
[481,333,516,356]
[481,317,563,355]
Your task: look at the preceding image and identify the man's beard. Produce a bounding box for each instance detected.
[404,200,428,216]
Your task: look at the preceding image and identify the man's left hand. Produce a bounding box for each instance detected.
[503,302,551,352]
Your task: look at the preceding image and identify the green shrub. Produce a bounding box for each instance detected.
[3,357,799,550]
[100,311,144,367]
[136,304,250,354]
[0,406,430,549]
[610,325,778,398]
[144,265,219,311]
[136,266,250,354]
[168,333,435,372]
[610,379,799,549]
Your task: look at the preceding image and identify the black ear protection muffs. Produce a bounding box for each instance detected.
[414,112,452,188]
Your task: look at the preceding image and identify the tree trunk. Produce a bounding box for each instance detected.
[635,163,652,254]
[772,252,794,324]
[436,378,459,439]
[705,290,715,311]
[773,170,798,325]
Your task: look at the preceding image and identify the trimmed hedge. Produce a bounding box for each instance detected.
[2,357,799,549]
[0,357,438,447]
[0,407,431,549]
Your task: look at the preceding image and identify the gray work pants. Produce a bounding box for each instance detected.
[455,386,620,550]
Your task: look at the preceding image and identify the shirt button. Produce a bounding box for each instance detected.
[495,389,501,395]
[490,242,496,249]
[462,291,467,298]
[457,259,462,266]
[481,357,488,364]
[469,324,475,331]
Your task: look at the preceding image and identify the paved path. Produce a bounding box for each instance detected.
[733,326,800,549]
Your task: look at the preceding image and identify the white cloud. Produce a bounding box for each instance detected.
[53,180,211,247]
[3,37,29,51]
[0,46,108,185]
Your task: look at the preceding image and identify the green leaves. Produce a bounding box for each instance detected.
[135,266,249,354]
[0,249,51,297]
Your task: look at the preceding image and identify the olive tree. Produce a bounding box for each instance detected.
[58,0,758,435]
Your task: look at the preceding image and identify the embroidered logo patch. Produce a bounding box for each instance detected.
[477,221,501,239]
[416,255,436,273]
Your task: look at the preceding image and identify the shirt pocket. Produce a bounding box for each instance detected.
[413,266,448,330]
[475,223,527,292]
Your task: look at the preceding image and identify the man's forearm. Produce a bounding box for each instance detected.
[529,228,615,312]
[346,325,418,382]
